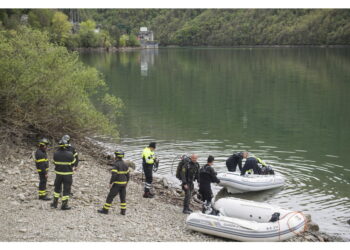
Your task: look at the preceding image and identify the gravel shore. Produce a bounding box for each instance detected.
[0,141,343,242]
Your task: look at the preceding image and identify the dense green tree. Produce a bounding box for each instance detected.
[78,19,99,47]
[28,9,54,30]
[50,11,72,45]
[0,27,123,139]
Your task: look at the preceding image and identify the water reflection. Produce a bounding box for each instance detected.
[140,49,158,76]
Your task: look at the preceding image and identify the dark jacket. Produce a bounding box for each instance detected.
[241,157,263,175]
[35,148,49,174]
[53,148,75,175]
[66,144,79,167]
[110,159,130,186]
[181,160,200,185]
[199,164,220,192]
[226,152,244,172]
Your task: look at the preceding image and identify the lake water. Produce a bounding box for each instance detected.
[80,47,350,240]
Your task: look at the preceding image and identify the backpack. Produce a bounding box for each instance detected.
[226,155,233,168]
[176,155,190,180]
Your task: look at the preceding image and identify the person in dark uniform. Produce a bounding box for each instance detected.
[34,138,51,200]
[98,150,130,215]
[51,139,76,210]
[199,155,220,214]
[141,142,157,198]
[181,154,200,214]
[225,151,249,172]
[240,156,266,175]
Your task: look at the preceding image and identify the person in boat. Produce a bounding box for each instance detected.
[240,156,275,175]
[180,154,200,214]
[225,151,249,172]
[199,155,220,214]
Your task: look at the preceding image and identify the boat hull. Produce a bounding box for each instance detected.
[186,198,306,242]
[217,172,285,193]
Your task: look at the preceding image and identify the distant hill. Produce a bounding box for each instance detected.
[1,9,349,46]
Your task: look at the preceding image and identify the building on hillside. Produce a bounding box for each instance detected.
[138,27,158,49]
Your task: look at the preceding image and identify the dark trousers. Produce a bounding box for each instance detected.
[199,187,213,203]
[227,162,239,172]
[242,158,261,175]
[182,182,194,209]
[53,174,72,201]
[103,184,126,211]
[38,173,47,196]
[143,163,153,192]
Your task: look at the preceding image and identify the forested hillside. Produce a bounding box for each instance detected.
[1,9,349,47]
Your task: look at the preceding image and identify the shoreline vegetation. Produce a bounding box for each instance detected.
[74,44,350,53]
[0,139,345,242]
[0,27,124,144]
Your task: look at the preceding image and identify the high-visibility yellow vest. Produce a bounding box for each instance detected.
[256,157,267,166]
[142,147,155,164]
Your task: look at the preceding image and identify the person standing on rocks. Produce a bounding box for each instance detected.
[180,154,200,214]
[98,150,129,215]
[199,155,220,214]
[34,138,51,201]
[51,139,76,210]
[142,142,157,198]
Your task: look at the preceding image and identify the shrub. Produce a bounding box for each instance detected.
[0,27,123,140]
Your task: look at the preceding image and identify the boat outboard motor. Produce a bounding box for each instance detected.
[269,212,281,222]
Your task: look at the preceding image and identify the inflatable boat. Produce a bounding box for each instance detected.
[217,172,285,193]
[186,198,306,242]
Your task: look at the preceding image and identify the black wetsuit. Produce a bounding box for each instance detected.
[199,164,220,203]
[226,152,244,172]
[181,160,200,210]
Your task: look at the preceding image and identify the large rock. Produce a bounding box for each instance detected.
[18,193,26,201]
[304,213,312,223]
[125,160,136,170]
[307,222,320,232]
[162,178,169,189]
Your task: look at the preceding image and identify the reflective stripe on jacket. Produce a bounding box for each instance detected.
[35,148,49,174]
[53,148,75,175]
[110,159,130,186]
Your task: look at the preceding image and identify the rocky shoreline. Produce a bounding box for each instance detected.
[0,140,344,242]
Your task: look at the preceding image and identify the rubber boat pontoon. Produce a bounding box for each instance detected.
[186,197,306,242]
[217,172,285,194]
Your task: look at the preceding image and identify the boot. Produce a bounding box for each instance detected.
[61,200,71,210]
[188,208,193,212]
[50,198,58,208]
[143,192,154,198]
[39,195,52,201]
[98,208,108,214]
[183,208,191,214]
[120,209,126,215]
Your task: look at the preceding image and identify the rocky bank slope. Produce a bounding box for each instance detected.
[0,141,343,242]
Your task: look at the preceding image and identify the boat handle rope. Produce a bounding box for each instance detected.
[278,211,307,240]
